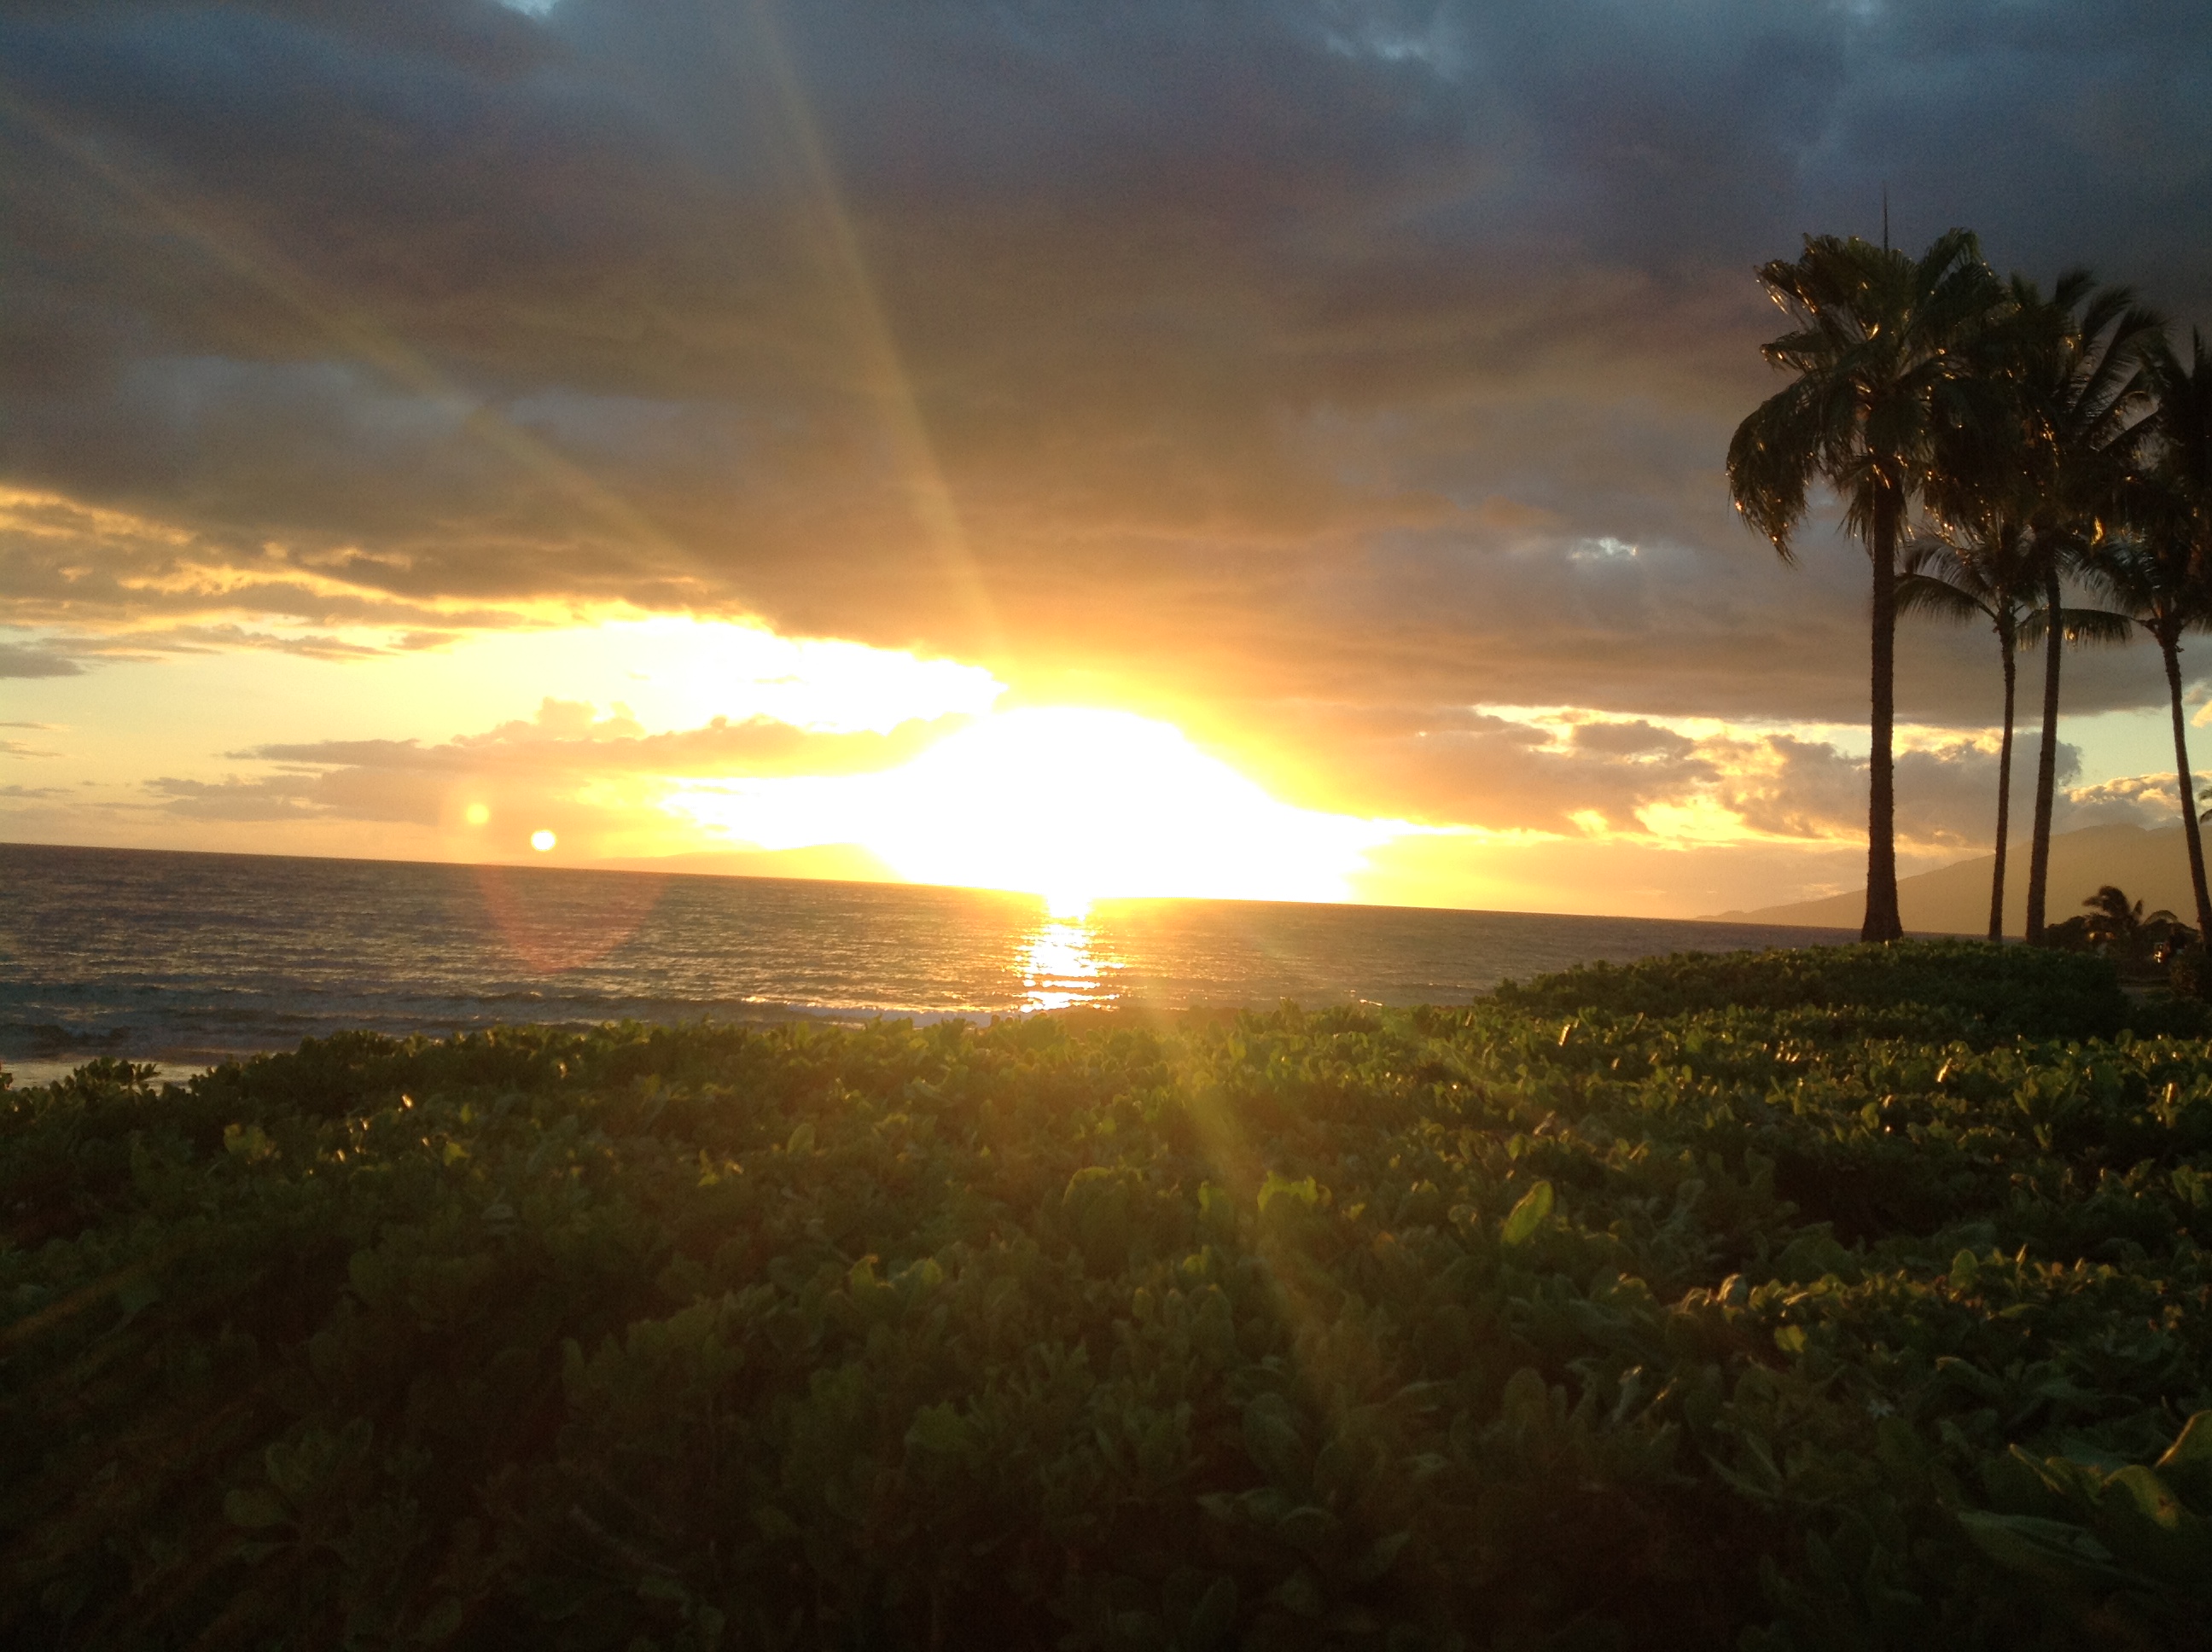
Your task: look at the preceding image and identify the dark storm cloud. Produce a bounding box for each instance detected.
[3,0,2210,752]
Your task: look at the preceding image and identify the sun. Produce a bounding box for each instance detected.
[658,705,1404,905]
[856,707,1392,907]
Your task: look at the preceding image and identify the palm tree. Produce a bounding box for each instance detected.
[2082,883,2149,945]
[1728,230,2004,942]
[1899,528,2126,939]
[2080,884,2185,964]
[2086,533,2212,940]
[2102,328,2212,945]
[1901,371,2054,940]
[2005,274,2165,940]
[1896,533,2039,939]
[2142,330,2212,557]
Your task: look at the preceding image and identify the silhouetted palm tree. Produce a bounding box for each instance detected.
[2080,883,2184,963]
[1900,522,2125,940]
[2102,329,2212,945]
[2005,273,2165,940]
[2142,331,2212,558]
[1728,230,2003,942]
[1904,376,2054,940]
[2084,537,2212,939]
[2082,883,2149,943]
[1896,532,2039,939]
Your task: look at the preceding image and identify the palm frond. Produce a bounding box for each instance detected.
[2058,605,2138,648]
[1895,571,1992,626]
[1732,228,2005,585]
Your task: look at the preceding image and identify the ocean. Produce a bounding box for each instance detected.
[0,841,1852,1084]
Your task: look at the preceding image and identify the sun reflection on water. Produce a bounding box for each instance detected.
[1020,905,1107,1011]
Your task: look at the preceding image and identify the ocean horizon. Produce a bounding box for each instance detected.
[1,840,1854,1085]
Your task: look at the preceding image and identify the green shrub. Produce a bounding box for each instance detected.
[1492,938,2129,1040]
[5,959,2212,1648]
[2171,945,2212,1003]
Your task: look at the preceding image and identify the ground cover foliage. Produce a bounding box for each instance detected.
[6,941,2212,1649]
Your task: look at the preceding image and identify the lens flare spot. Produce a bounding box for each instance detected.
[530,829,557,852]
[464,803,492,827]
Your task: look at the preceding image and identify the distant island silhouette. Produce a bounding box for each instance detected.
[1714,821,2195,934]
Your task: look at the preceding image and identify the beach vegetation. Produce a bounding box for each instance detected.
[8,943,2212,1646]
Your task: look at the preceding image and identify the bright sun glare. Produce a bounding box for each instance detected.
[668,707,1394,908]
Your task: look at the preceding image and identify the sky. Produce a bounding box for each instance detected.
[4,0,2212,917]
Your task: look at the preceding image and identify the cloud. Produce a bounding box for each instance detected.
[3,0,2209,771]
[2061,770,2207,829]
[1571,718,1697,759]
[245,695,970,780]
[146,773,323,821]
[0,640,82,678]
[147,696,980,839]
[1243,700,2098,856]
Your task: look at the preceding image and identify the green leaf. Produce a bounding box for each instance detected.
[415,1598,467,1643]
[905,1403,972,1457]
[1185,1575,1238,1647]
[113,1272,160,1321]
[750,1505,800,1542]
[1197,1180,1235,1229]
[1266,1568,1324,1619]
[224,1487,289,1530]
[223,1122,275,1162]
[1350,1530,1411,1583]
[1500,1366,1551,1429]
[1956,1510,2126,1587]
[1500,1181,1554,1246]
[1274,1504,1340,1550]
[2105,1465,2184,1531]
[1242,1395,1309,1487]
[1948,1248,1980,1290]
[2157,1411,2212,1473]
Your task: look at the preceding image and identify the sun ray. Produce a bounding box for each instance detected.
[0,83,704,596]
[711,0,1005,656]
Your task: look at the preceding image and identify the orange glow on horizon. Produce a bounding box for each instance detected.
[665,706,1403,908]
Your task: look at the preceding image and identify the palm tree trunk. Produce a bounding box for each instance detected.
[1862,491,1903,943]
[1990,630,2016,942]
[2163,632,2212,943]
[2025,566,2064,941]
